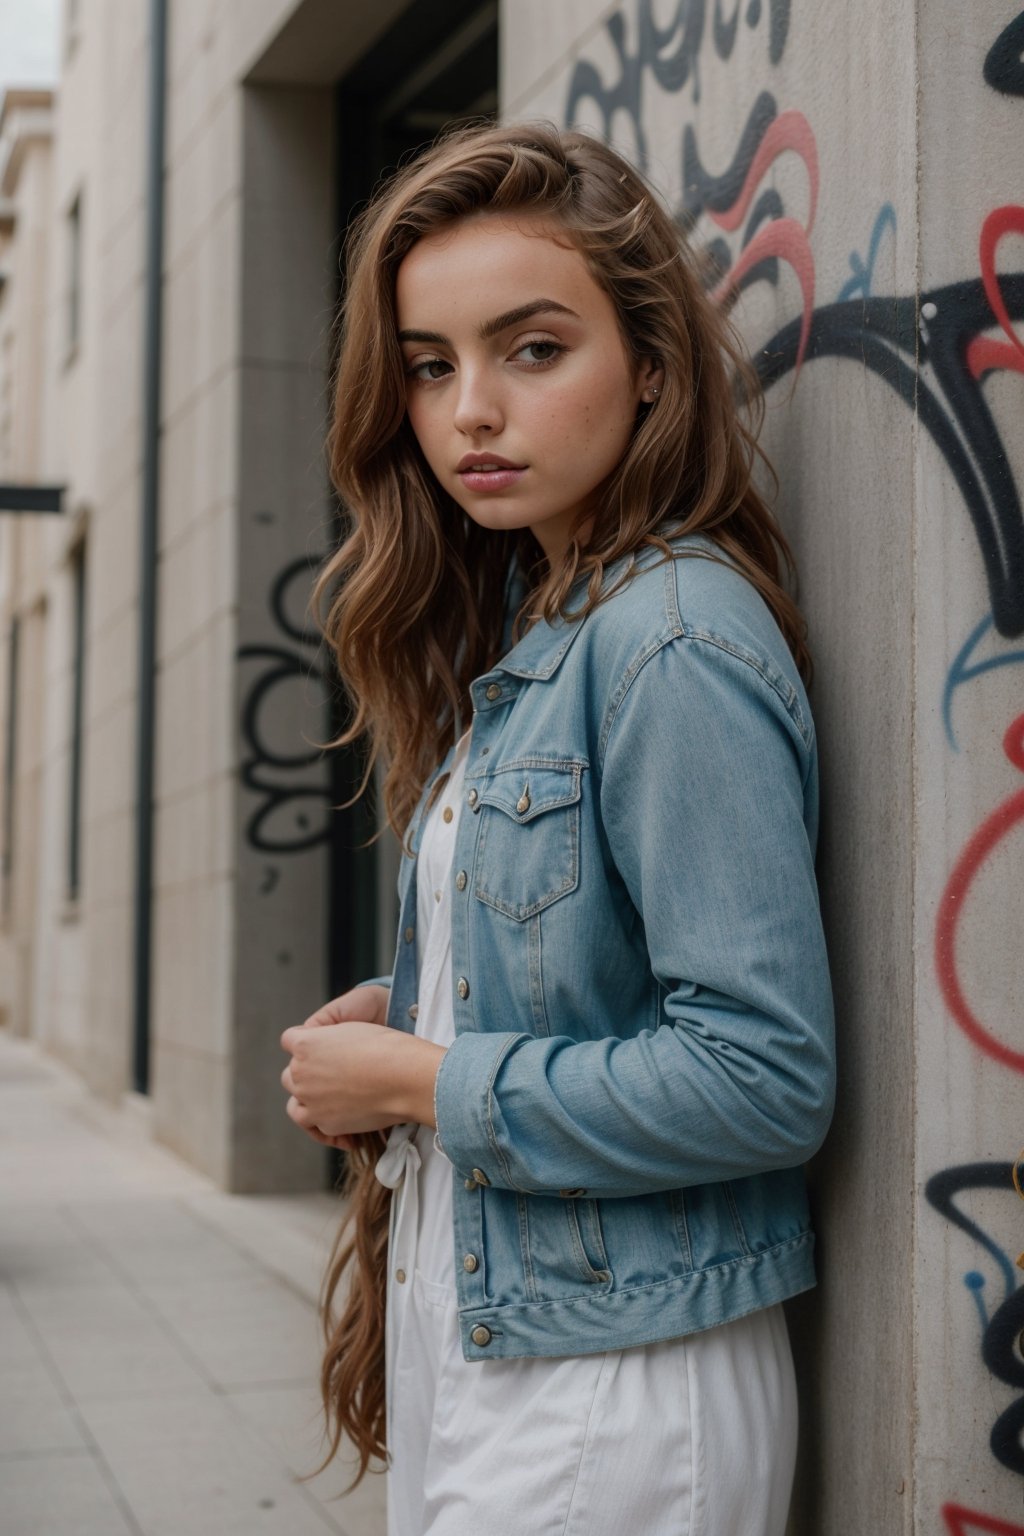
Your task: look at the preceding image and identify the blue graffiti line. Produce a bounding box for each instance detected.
[965,1269,991,1334]
[836,203,897,303]
[943,613,1024,752]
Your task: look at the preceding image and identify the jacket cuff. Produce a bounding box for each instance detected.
[432,1029,530,1189]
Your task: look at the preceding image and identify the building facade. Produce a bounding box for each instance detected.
[1,3,1022,1530]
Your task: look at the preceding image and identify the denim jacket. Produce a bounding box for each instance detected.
[360,532,835,1361]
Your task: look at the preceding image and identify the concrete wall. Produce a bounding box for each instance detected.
[913,9,1024,1531]
[501,3,1024,1531]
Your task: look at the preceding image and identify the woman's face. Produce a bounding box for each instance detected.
[395,210,662,563]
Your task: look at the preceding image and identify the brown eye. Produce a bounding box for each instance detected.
[407,357,452,383]
[513,341,567,367]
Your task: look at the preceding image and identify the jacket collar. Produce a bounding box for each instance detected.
[490,561,598,682]
[492,604,587,681]
[493,530,723,681]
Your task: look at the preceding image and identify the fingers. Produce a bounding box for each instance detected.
[304,1123,355,1151]
[302,984,390,1031]
[284,984,391,1044]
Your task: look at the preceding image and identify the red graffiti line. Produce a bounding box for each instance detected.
[966,205,1024,379]
[935,714,1024,1072]
[943,1503,1024,1536]
[708,110,818,374]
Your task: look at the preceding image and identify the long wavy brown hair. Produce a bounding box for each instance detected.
[303,117,812,1492]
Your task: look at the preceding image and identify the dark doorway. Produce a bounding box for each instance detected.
[335,0,498,225]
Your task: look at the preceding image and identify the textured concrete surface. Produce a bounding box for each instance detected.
[0,1028,387,1536]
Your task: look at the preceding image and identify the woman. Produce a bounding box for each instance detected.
[279,118,835,1535]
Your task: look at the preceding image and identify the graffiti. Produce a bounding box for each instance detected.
[934,714,1024,1073]
[925,1163,1017,1303]
[984,14,1024,98]
[681,93,818,369]
[926,1164,1024,1477]
[968,206,1024,378]
[237,553,333,857]
[942,615,1024,752]
[756,266,1024,638]
[565,0,790,161]
[567,9,1024,636]
[837,203,897,303]
[943,1505,1024,1536]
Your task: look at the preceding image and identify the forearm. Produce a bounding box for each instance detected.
[383,1034,447,1127]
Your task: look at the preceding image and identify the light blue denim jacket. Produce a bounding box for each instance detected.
[360,532,835,1361]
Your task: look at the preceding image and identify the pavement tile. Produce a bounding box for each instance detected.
[0,1450,138,1535]
[224,1382,387,1535]
[78,1389,352,1535]
[141,1272,323,1387]
[0,1204,123,1290]
[68,1197,257,1286]
[11,1275,210,1399]
[0,1287,88,1456]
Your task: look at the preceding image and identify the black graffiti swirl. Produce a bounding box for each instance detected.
[237,554,334,855]
[925,1163,1024,1476]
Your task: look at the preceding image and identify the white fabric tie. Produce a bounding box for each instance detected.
[375,1119,422,1191]
[375,1119,423,1448]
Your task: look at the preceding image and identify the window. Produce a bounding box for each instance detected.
[66,191,82,362]
[67,541,86,902]
[65,0,82,61]
[1,616,18,923]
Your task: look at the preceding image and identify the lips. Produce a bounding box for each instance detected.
[456,453,526,473]
[457,463,528,493]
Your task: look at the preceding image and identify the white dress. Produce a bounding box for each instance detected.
[374,728,799,1536]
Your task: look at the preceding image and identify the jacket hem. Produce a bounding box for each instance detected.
[455,1230,816,1360]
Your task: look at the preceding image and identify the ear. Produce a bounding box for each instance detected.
[634,354,665,405]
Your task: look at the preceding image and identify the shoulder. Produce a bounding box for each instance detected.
[582,533,811,731]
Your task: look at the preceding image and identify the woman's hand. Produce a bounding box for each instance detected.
[285,984,392,1150]
[280,1018,445,1146]
[302,983,391,1031]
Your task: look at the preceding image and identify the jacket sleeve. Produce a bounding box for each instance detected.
[432,632,836,1199]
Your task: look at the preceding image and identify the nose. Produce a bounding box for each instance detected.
[452,365,504,436]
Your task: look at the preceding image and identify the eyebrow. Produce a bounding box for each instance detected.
[397,298,581,347]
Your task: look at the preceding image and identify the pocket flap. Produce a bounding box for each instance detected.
[475,760,583,823]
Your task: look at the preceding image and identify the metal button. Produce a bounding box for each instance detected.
[470,1324,493,1347]
[464,1176,478,1190]
[404,926,414,943]
[470,1167,491,1187]
[442,806,453,823]
[407,1003,419,1021]
[457,976,470,1000]
[463,1253,479,1273]
[516,788,531,814]
[395,1268,406,1283]
[485,683,501,701]
[455,870,467,891]
[467,788,478,807]
[558,1188,588,1198]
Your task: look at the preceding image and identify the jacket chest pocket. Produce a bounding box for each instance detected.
[472,760,584,922]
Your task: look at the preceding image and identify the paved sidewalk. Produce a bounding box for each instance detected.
[0,1028,387,1536]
